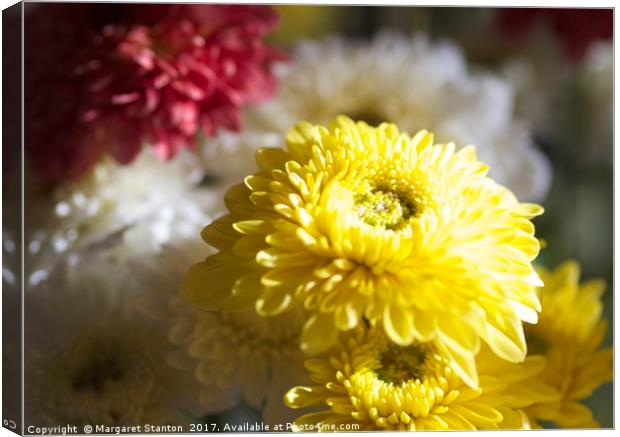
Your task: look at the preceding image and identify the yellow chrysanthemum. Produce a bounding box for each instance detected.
[284,325,558,431]
[183,116,544,387]
[524,261,613,428]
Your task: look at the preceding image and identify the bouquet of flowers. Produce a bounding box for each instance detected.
[10,3,612,432]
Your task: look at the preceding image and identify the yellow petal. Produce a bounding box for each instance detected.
[382,305,415,346]
[256,285,293,316]
[255,147,291,172]
[484,314,526,363]
[284,386,327,409]
[182,259,238,309]
[301,312,337,355]
[435,340,479,389]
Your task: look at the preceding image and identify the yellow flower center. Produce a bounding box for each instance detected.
[340,161,436,236]
[354,187,415,230]
[376,342,431,384]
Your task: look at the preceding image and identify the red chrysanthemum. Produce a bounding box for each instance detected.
[496,8,613,61]
[25,4,285,182]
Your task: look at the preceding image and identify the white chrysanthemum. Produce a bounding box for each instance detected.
[26,148,221,287]
[223,33,550,202]
[135,241,308,426]
[174,307,307,426]
[25,270,200,426]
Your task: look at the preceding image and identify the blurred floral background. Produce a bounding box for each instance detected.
[3,3,612,431]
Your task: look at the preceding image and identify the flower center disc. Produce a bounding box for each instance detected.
[376,343,429,385]
[355,188,415,230]
[72,355,125,393]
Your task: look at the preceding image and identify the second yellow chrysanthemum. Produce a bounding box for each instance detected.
[284,325,558,430]
[183,116,544,387]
